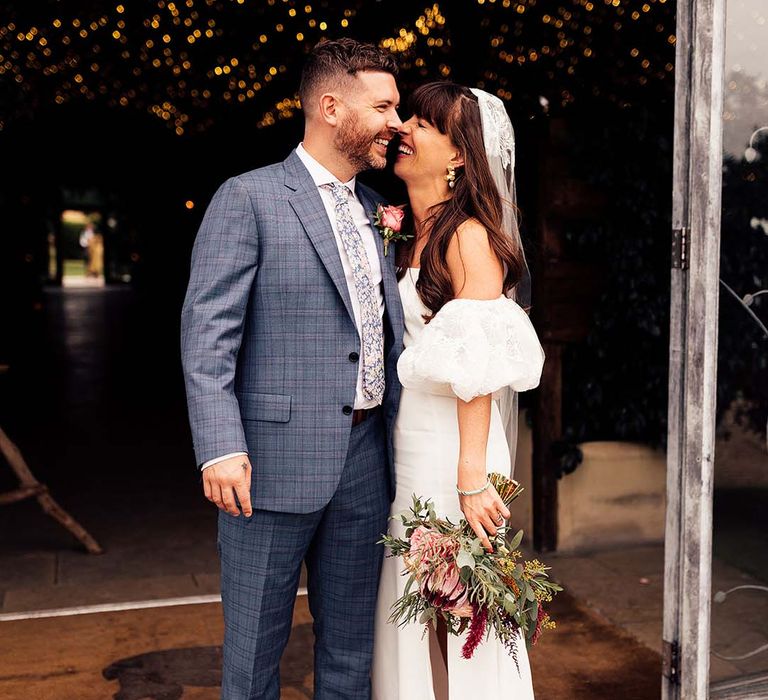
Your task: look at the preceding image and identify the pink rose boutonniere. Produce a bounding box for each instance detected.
[373,203,410,256]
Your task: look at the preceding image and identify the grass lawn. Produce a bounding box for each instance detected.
[63,259,86,277]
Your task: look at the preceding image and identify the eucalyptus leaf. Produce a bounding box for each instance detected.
[508,529,524,551]
[419,607,436,627]
[528,601,539,622]
[525,584,536,602]
[457,549,476,571]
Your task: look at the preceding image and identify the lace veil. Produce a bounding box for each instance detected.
[469,88,532,478]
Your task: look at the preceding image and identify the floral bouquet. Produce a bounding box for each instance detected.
[380,472,562,665]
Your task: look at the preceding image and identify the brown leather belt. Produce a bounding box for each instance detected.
[352,406,381,427]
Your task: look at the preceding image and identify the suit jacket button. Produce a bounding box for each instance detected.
[342,405,353,415]
[349,351,359,363]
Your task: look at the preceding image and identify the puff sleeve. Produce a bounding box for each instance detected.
[396,297,545,402]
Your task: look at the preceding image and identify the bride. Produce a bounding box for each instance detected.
[371,82,545,699]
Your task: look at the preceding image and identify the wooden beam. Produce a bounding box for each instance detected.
[0,485,47,505]
[532,342,562,552]
[539,260,602,344]
[0,427,103,555]
[662,0,727,696]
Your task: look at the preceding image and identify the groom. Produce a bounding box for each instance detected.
[180,39,404,699]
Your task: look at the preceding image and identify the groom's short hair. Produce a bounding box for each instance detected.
[299,38,398,112]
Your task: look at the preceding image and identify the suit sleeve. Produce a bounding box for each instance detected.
[180,176,259,466]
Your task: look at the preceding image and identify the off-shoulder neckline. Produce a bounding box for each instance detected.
[446,295,507,303]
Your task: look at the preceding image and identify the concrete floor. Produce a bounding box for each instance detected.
[1,285,766,697]
[546,544,768,684]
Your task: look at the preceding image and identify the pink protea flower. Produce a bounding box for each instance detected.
[408,525,431,553]
[446,588,473,618]
[406,527,460,572]
[405,526,471,614]
[420,561,467,611]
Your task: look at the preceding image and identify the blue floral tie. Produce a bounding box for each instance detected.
[323,182,385,404]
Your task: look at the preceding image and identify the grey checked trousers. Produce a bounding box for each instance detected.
[217,413,390,700]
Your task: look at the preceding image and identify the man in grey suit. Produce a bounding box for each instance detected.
[180,39,404,699]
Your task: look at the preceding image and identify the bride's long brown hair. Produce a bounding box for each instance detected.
[395,82,526,321]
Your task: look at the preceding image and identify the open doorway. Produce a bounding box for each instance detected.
[59,209,105,288]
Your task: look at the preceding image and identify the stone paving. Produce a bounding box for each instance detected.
[544,543,768,685]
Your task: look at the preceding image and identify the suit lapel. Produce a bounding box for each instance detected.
[357,184,405,341]
[284,151,356,326]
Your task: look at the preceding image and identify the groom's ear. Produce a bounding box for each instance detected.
[319,93,340,126]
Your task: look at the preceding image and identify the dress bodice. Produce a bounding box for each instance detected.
[398,267,430,350]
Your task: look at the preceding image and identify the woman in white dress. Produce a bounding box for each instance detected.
[371,83,545,699]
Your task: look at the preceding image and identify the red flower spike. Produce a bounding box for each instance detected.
[461,603,488,659]
[531,604,547,646]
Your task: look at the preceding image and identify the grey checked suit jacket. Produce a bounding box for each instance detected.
[181,149,405,514]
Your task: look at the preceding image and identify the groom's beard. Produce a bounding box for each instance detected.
[335,112,387,172]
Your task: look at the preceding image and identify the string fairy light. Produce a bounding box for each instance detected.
[0,0,678,135]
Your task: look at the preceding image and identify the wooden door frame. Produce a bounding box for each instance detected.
[662,0,727,696]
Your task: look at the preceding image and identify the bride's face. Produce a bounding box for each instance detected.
[394,114,463,188]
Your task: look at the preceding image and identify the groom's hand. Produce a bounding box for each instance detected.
[202,456,253,517]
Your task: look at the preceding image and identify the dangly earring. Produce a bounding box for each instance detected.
[445,164,456,189]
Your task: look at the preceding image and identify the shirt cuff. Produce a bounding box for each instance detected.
[200,452,248,471]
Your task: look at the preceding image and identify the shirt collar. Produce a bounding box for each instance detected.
[296,143,357,193]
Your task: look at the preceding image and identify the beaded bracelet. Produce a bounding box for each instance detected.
[456,478,491,497]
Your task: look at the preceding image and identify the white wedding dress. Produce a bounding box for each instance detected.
[371,267,545,700]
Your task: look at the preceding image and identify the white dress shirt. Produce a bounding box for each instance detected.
[201,143,386,470]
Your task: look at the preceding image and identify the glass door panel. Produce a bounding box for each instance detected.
[710,1,768,695]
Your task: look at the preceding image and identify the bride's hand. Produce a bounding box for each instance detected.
[458,480,511,552]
